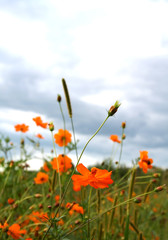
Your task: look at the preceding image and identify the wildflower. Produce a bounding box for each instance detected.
[8,198,15,205]
[43,162,50,172]
[72,163,113,189]
[73,181,81,191]
[138,151,153,174]
[51,154,72,173]
[108,101,121,117]
[0,221,8,229]
[33,116,48,129]
[122,121,126,129]
[54,129,72,147]
[29,211,48,223]
[34,172,49,184]
[134,197,142,204]
[55,195,60,203]
[7,223,26,239]
[35,133,44,139]
[14,124,29,133]
[122,133,126,140]
[57,94,62,102]
[48,122,54,131]
[154,185,165,192]
[107,196,114,202]
[110,135,121,143]
[66,203,84,215]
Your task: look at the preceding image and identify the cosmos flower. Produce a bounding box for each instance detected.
[50,154,72,173]
[138,151,153,174]
[43,162,50,172]
[7,224,26,239]
[109,135,121,143]
[8,198,15,205]
[33,116,48,129]
[54,129,72,147]
[14,124,29,133]
[36,133,44,139]
[34,172,49,184]
[72,163,113,189]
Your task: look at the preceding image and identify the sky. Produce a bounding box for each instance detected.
[0,0,168,170]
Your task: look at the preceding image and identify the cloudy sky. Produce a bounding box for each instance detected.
[0,0,168,170]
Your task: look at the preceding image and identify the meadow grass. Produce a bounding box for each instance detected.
[0,79,167,240]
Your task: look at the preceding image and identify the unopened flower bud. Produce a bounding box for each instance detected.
[48,205,52,209]
[48,122,54,131]
[154,185,166,192]
[122,121,126,129]
[20,138,24,145]
[5,137,10,143]
[39,203,43,209]
[57,94,62,102]
[9,160,14,167]
[120,190,125,196]
[46,194,51,199]
[153,173,160,178]
[122,134,126,140]
[134,197,142,204]
[108,101,121,117]
[34,194,42,198]
[151,179,157,183]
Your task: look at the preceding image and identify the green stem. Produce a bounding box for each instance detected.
[42,115,109,240]
[88,187,93,239]
[62,189,156,238]
[70,117,78,161]
[51,132,61,199]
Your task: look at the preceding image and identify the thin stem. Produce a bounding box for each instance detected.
[70,117,78,161]
[42,115,109,240]
[62,189,156,238]
[58,102,66,155]
[88,187,93,239]
[51,132,61,199]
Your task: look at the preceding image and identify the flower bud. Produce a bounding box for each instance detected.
[122,121,126,129]
[57,94,62,102]
[39,203,43,209]
[108,101,121,117]
[134,197,142,204]
[34,194,42,198]
[151,179,157,183]
[48,122,54,131]
[154,185,166,192]
[153,173,160,178]
[20,138,24,146]
[122,134,126,140]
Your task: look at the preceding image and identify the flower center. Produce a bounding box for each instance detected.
[91,167,97,176]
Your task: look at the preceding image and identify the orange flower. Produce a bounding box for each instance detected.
[8,198,15,205]
[34,172,48,184]
[55,195,60,202]
[73,181,81,191]
[107,196,114,202]
[54,129,72,147]
[14,124,29,133]
[72,163,113,189]
[0,221,8,229]
[36,133,44,139]
[29,211,48,223]
[7,224,26,239]
[138,151,153,174]
[43,162,50,172]
[66,203,84,215]
[109,135,121,143]
[51,154,72,173]
[33,116,48,129]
